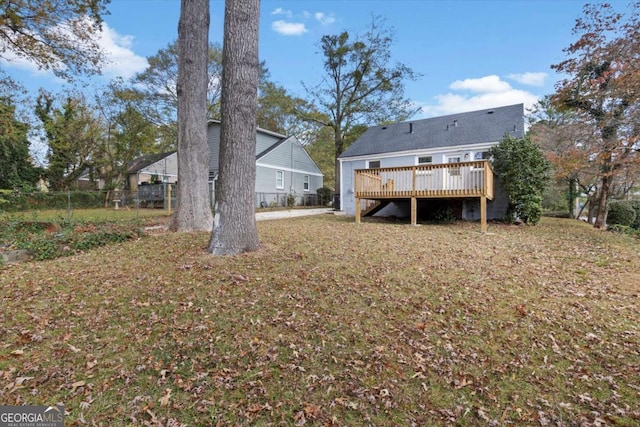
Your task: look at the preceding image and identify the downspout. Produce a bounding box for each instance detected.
[339,158,344,211]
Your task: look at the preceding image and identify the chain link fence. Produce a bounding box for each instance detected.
[1,185,330,213]
[0,184,177,213]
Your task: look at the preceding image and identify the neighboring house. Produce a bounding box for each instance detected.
[75,169,105,190]
[126,151,178,190]
[207,121,324,207]
[338,104,525,229]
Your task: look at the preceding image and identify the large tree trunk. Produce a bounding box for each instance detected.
[208,0,260,255]
[170,0,213,232]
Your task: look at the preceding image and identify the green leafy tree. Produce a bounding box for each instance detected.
[133,40,270,148]
[303,126,336,189]
[0,0,109,80]
[0,97,37,189]
[36,91,104,190]
[303,16,419,201]
[94,81,160,189]
[551,2,640,228]
[529,96,597,219]
[257,81,321,137]
[489,134,551,225]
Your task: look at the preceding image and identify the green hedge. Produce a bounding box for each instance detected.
[629,200,640,230]
[607,200,637,228]
[0,191,106,212]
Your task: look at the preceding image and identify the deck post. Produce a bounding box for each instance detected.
[355,197,361,224]
[480,195,487,233]
[411,197,417,225]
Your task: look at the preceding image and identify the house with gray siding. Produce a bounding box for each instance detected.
[338,104,525,227]
[207,121,323,207]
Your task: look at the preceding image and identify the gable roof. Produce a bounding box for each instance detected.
[208,119,289,159]
[339,104,525,158]
[127,151,176,174]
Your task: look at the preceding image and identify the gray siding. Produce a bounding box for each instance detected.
[256,132,277,155]
[207,121,323,207]
[140,152,178,178]
[207,123,221,176]
[257,136,323,194]
[208,121,282,177]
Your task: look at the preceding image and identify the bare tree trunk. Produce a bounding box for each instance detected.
[208,0,260,255]
[170,0,214,232]
[594,174,611,229]
[333,129,343,209]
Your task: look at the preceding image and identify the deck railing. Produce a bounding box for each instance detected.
[354,160,494,200]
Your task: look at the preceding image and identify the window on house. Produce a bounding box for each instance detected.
[417,156,433,164]
[368,160,381,169]
[276,170,284,189]
[474,151,490,160]
[448,156,461,176]
[303,175,310,191]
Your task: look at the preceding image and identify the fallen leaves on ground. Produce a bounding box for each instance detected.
[0,216,638,425]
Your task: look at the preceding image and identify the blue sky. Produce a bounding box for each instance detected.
[3,0,616,120]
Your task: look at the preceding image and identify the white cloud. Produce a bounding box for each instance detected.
[271,8,293,18]
[417,75,540,118]
[0,50,49,75]
[314,12,335,25]
[0,21,147,81]
[98,23,148,79]
[271,20,307,36]
[449,75,512,93]
[506,72,547,86]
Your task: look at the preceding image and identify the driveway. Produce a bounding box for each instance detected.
[255,208,334,221]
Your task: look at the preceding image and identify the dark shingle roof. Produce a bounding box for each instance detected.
[127,151,176,174]
[339,104,524,158]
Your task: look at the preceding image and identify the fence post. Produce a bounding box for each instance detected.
[66,190,71,220]
[167,184,172,214]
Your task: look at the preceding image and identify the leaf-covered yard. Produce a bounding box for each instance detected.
[0,215,638,426]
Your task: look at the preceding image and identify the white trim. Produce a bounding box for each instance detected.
[275,170,285,189]
[340,142,499,162]
[367,159,381,168]
[257,161,323,177]
[339,159,344,211]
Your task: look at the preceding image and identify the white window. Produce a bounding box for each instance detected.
[276,170,284,189]
[417,156,432,164]
[368,160,381,169]
[448,156,461,176]
[474,151,490,160]
[303,175,310,191]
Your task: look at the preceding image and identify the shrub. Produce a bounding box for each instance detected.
[607,201,636,227]
[489,135,550,225]
[607,224,640,238]
[629,200,640,229]
[316,187,333,206]
[518,194,543,225]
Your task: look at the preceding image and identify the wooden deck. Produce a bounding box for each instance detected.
[354,160,494,231]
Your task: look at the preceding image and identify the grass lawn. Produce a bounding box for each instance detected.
[0,216,638,425]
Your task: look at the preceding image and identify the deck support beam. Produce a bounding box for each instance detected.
[411,197,417,226]
[480,195,487,233]
[355,197,361,224]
